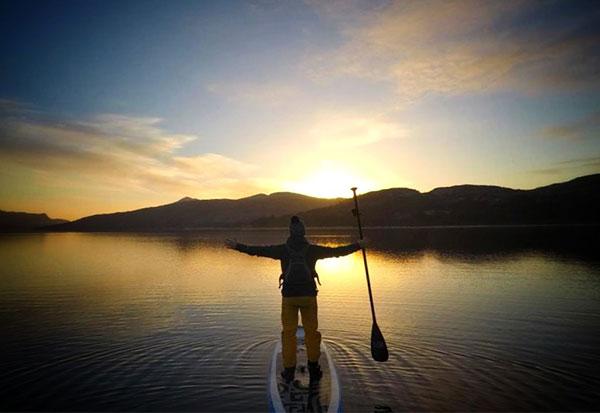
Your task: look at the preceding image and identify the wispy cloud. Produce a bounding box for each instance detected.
[0,109,267,207]
[309,112,406,148]
[308,0,600,102]
[531,155,600,175]
[539,110,600,141]
[0,98,39,114]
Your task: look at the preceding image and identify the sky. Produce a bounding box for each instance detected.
[0,0,599,220]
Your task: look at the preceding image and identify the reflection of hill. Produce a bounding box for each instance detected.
[45,174,600,232]
[360,225,600,262]
[0,210,68,232]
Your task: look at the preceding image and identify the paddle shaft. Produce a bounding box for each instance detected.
[351,188,378,324]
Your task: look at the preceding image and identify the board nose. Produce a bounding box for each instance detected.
[296,325,305,345]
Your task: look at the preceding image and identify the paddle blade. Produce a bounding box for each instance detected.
[371,323,389,362]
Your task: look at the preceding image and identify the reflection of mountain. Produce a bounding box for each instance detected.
[45,174,600,232]
[0,211,68,232]
[360,225,600,262]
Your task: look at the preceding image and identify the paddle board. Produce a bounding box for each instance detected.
[268,326,342,413]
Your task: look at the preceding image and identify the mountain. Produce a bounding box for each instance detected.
[0,211,69,232]
[250,174,600,227]
[45,174,600,232]
[48,192,341,232]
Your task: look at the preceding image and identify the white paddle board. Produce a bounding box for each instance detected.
[268,326,342,413]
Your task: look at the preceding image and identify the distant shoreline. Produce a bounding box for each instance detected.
[2,222,598,235]
[3,174,599,233]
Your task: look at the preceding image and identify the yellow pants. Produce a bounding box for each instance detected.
[281,296,321,368]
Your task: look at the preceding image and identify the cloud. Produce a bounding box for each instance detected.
[0,98,39,115]
[531,155,600,175]
[309,113,406,148]
[206,81,299,106]
[0,98,27,112]
[308,0,600,101]
[0,110,265,201]
[539,110,600,141]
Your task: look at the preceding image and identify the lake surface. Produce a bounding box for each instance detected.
[1,227,599,411]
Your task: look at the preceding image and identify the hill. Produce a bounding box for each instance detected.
[48,192,341,232]
[250,174,600,227]
[0,211,69,232]
[45,174,600,232]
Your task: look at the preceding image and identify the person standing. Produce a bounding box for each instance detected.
[225,216,363,382]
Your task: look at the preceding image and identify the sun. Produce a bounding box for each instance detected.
[286,164,376,199]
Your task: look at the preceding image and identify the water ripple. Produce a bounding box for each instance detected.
[1,231,600,411]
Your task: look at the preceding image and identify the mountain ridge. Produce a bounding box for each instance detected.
[3,174,598,232]
[262,174,600,228]
[46,191,341,232]
[0,210,69,232]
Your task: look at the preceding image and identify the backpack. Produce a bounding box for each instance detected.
[279,244,321,289]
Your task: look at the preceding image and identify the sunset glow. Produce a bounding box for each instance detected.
[286,162,377,199]
[1,1,598,220]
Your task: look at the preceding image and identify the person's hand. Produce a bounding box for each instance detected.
[224,238,238,249]
[357,238,368,249]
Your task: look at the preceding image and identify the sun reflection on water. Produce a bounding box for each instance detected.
[1,230,599,412]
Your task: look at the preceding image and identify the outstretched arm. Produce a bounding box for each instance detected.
[224,239,284,259]
[313,239,365,259]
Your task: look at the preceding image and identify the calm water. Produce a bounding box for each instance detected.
[1,227,599,412]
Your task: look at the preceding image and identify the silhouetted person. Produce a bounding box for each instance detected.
[225,216,363,383]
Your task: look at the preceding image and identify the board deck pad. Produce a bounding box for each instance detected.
[269,326,341,413]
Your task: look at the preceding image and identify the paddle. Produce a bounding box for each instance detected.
[351,187,389,362]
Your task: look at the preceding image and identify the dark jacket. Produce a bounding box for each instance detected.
[235,237,360,297]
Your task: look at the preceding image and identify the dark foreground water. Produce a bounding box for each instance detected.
[1,226,599,412]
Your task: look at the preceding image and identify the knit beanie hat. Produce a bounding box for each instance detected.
[289,216,305,237]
